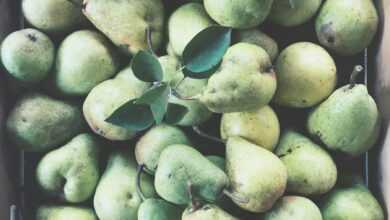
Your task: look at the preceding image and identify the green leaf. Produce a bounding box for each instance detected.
[131,50,163,82]
[136,83,171,124]
[165,103,189,124]
[182,26,232,79]
[105,100,154,131]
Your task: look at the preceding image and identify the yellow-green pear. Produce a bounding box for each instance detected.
[182,204,239,220]
[36,206,97,220]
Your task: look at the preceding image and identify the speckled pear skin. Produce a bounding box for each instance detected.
[207,155,225,171]
[274,42,337,108]
[321,181,384,220]
[83,66,150,141]
[204,0,274,28]
[307,84,380,156]
[269,0,322,27]
[160,55,212,126]
[182,204,239,220]
[1,29,55,83]
[226,137,287,213]
[221,105,280,151]
[138,199,183,220]
[54,30,121,96]
[83,0,164,55]
[135,124,191,174]
[36,206,97,220]
[234,29,279,61]
[36,133,100,203]
[263,196,323,220]
[6,93,84,152]
[316,0,378,56]
[22,0,87,34]
[169,3,215,56]
[154,144,229,205]
[200,43,276,113]
[94,150,156,220]
[275,130,337,195]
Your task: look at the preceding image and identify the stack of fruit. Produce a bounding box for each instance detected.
[0,0,385,219]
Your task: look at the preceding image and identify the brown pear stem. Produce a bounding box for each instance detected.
[288,0,295,9]
[192,126,226,144]
[223,189,249,204]
[349,65,364,89]
[187,181,201,211]
[145,27,156,56]
[136,164,147,202]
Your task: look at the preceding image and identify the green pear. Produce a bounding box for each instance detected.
[221,105,280,151]
[316,0,379,56]
[275,130,337,195]
[138,199,183,220]
[234,29,279,61]
[226,137,287,213]
[83,0,164,55]
[22,0,87,34]
[166,42,178,58]
[200,43,276,113]
[94,150,156,220]
[36,205,97,220]
[307,84,380,156]
[204,0,274,28]
[159,55,212,126]
[1,29,55,83]
[135,124,191,174]
[83,66,150,141]
[269,0,322,27]
[182,204,239,220]
[54,30,121,96]
[321,179,384,220]
[263,196,322,220]
[168,3,215,56]
[274,42,337,108]
[6,93,84,152]
[36,133,100,203]
[155,144,229,205]
[207,155,225,171]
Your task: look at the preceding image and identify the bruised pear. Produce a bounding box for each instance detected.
[274,42,337,108]
[83,0,164,55]
[168,3,215,56]
[316,0,379,56]
[204,0,274,28]
[36,206,97,220]
[221,105,280,151]
[182,204,239,220]
[200,43,276,113]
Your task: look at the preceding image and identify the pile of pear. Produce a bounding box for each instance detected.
[0,0,385,219]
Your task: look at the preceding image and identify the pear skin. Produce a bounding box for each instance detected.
[138,199,183,220]
[182,204,239,220]
[36,206,97,220]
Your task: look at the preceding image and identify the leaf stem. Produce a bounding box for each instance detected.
[349,65,364,89]
[145,27,156,56]
[192,126,226,144]
[136,164,147,202]
[223,189,249,204]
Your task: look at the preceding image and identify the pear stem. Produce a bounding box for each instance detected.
[349,65,364,89]
[136,164,147,202]
[187,181,201,211]
[192,126,226,144]
[223,189,249,204]
[288,0,295,9]
[145,27,156,56]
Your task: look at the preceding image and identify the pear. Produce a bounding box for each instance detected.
[269,0,322,27]
[166,42,178,58]
[316,0,379,56]
[36,205,97,220]
[155,144,229,205]
[321,178,384,220]
[275,130,337,195]
[182,204,239,220]
[159,55,212,126]
[94,150,156,220]
[138,199,183,220]
[221,105,280,151]
[226,137,287,213]
[234,29,279,61]
[307,83,380,156]
[200,43,276,113]
[274,42,337,108]
[204,0,274,28]
[22,0,87,34]
[54,30,121,96]
[6,93,84,152]
[168,3,215,56]
[83,0,164,55]
[135,124,191,174]
[263,196,322,220]
[83,66,150,141]
[207,155,225,171]
[1,29,55,83]
[36,133,100,203]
